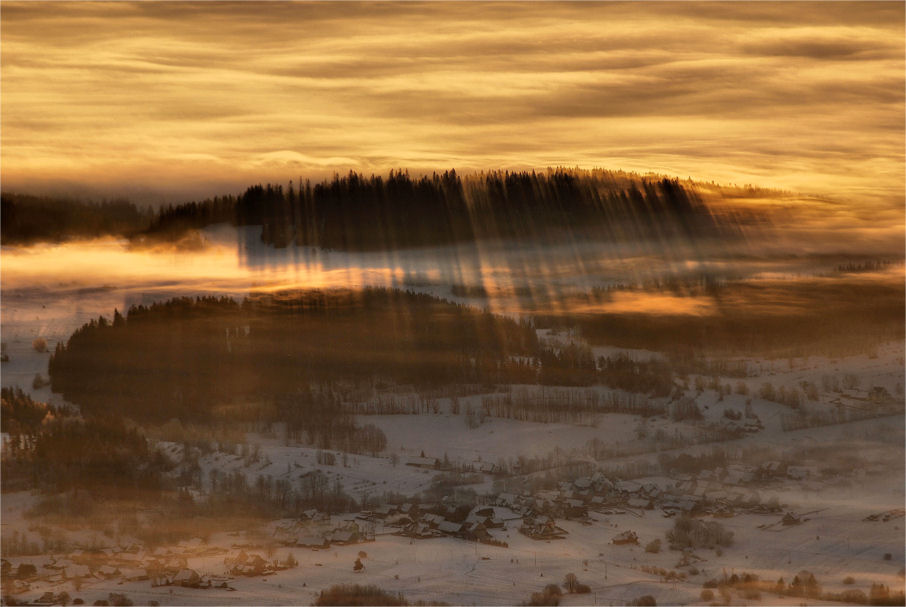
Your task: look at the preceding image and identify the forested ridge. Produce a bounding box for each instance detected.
[3,169,738,249]
[47,289,541,425]
[46,288,691,431]
[0,193,149,244]
[230,169,726,249]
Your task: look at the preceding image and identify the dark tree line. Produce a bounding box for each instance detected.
[47,289,540,427]
[232,170,726,250]
[598,354,674,396]
[538,343,597,386]
[0,193,149,244]
[237,171,473,249]
[1,389,166,494]
[202,468,358,518]
[3,169,733,249]
[481,389,663,424]
[146,195,236,238]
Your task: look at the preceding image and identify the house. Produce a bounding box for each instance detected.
[519,517,568,540]
[641,483,661,498]
[399,522,438,539]
[384,514,413,527]
[471,506,495,518]
[372,504,397,518]
[330,529,359,544]
[615,480,642,494]
[330,522,363,545]
[230,553,271,577]
[489,507,522,527]
[496,493,517,507]
[170,568,203,588]
[462,522,492,542]
[627,497,651,510]
[437,520,464,535]
[422,513,446,527]
[563,499,588,519]
[573,477,593,491]
[612,530,639,545]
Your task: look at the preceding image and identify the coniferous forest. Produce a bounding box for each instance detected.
[47,289,540,425]
[1,169,741,249]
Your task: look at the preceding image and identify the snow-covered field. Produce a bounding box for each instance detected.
[2,239,904,605]
[3,460,903,606]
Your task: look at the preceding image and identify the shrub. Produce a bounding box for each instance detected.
[844,576,856,585]
[107,594,133,607]
[16,563,37,579]
[629,596,656,606]
[526,584,563,606]
[645,539,661,554]
[32,338,47,353]
[667,516,733,550]
[841,589,867,604]
[526,592,559,606]
[316,585,408,606]
[700,589,714,601]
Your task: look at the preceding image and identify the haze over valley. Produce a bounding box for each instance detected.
[1,3,903,607]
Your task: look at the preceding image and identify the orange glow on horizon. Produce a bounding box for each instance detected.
[0,1,903,215]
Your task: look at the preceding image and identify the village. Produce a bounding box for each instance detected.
[3,411,904,607]
[2,268,904,606]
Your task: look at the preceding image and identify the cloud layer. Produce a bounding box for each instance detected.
[1,2,903,212]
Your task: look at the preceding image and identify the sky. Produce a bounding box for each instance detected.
[1,1,904,211]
